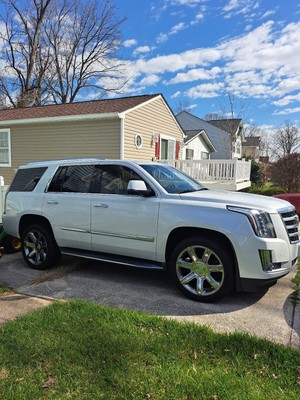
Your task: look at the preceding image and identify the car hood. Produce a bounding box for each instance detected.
[179,190,294,214]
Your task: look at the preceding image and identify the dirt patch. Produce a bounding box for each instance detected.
[31,259,87,285]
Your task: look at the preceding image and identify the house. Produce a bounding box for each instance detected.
[183,130,216,160]
[242,136,261,161]
[176,111,244,160]
[0,94,184,184]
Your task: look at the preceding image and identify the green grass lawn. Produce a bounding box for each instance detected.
[0,301,299,400]
[0,285,11,295]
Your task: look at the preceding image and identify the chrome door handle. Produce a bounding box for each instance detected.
[94,203,108,208]
[47,200,58,204]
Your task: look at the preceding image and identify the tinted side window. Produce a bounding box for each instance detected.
[93,166,145,195]
[48,165,95,193]
[9,167,47,192]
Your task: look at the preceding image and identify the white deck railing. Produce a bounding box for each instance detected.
[160,159,251,190]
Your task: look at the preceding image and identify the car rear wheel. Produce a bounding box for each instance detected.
[21,224,61,270]
[169,236,234,302]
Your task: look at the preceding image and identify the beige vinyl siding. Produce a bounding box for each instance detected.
[0,118,121,184]
[123,97,183,160]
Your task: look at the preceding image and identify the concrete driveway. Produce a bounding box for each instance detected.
[0,252,299,347]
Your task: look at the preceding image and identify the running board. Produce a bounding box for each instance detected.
[60,247,165,270]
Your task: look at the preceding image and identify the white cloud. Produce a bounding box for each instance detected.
[139,74,160,86]
[261,9,276,19]
[170,22,186,35]
[186,83,224,99]
[168,67,221,84]
[133,46,156,57]
[222,0,259,19]
[223,0,240,12]
[124,19,300,110]
[273,106,300,115]
[273,93,300,106]
[156,33,168,43]
[166,0,203,7]
[132,47,220,75]
[171,91,181,98]
[123,39,137,48]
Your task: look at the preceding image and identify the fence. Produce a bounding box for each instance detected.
[160,159,251,183]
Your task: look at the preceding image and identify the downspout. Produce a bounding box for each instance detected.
[119,113,125,160]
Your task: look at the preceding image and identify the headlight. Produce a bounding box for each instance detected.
[227,206,276,238]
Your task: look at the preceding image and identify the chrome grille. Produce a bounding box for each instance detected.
[279,208,299,244]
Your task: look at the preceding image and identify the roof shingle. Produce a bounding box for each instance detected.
[0,94,159,121]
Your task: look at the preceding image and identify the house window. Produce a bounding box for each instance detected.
[186,149,194,160]
[134,134,143,149]
[0,129,11,167]
[161,138,176,160]
[201,152,209,160]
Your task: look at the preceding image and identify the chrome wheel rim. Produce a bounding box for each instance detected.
[176,245,224,297]
[23,230,48,266]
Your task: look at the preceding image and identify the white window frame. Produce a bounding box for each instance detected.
[0,128,12,167]
[160,134,176,160]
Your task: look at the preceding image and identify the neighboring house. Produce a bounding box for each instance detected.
[242,136,261,161]
[208,118,245,159]
[176,111,244,160]
[0,94,184,184]
[183,129,216,160]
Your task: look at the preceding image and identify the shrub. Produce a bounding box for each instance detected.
[243,185,286,196]
[250,159,263,185]
[271,153,300,192]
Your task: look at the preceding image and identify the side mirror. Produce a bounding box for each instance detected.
[127,180,154,197]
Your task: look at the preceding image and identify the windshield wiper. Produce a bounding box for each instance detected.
[178,188,208,194]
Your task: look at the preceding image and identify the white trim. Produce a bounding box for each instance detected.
[120,115,125,160]
[160,134,176,160]
[120,95,161,115]
[0,128,11,167]
[0,112,120,126]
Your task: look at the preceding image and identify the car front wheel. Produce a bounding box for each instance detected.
[21,224,60,270]
[169,236,234,302]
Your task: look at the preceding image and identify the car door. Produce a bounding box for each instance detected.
[90,165,160,260]
[42,164,95,250]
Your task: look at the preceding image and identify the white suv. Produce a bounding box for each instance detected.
[3,158,299,302]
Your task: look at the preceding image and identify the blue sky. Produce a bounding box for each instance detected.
[114,0,300,129]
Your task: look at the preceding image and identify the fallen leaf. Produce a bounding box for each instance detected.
[0,369,9,379]
[42,378,57,389]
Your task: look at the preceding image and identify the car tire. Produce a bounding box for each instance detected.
[169,236,234,302]
[21,224,61,270]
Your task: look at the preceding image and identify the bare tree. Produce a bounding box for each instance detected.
[271,120,300,159]
[45,0,126,103]
[204,92,249,122]
[0,0,52,107]
[203,112,223,121]
[174,98,193,114]
[0,0,126,107]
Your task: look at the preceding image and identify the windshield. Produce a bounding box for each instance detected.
[141,164,206,194]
